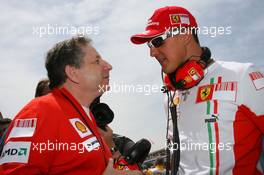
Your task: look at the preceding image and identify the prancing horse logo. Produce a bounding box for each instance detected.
[200,87,211,100]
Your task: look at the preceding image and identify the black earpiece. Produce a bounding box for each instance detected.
[90,97,114,131]
[199,47,211,65]
[123,139,151,165]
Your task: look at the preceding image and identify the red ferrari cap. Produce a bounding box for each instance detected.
[131,6,198,44]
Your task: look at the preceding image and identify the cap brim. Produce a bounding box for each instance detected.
[130,29,164,44]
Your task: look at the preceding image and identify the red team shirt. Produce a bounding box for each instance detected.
[0,87,112,174]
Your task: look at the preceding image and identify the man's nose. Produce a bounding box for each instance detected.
[150,47,159,57]
[103,60,112,71]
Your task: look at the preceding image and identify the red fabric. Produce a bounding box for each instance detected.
[164,60,205,91]
[196,84,214,103]
[233,105,264,175]
[131,6,198,44]
[0,87,111,175]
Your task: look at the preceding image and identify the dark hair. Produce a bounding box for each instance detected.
[45,36,91,89]
[192,28,200,45]
[35,78,50,97]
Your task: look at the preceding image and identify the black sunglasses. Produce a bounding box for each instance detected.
[147,28,180,48]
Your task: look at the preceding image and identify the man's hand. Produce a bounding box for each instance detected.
[103,159,143,175]
[112,150,122,162]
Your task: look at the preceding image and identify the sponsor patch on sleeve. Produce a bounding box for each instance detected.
[0,141,31,164]
[249,71,264,90]
[69,118,92,138]
[82,136,100,152]
[7,118,37,140]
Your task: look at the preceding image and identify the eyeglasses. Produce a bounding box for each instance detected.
[147,28,180,48]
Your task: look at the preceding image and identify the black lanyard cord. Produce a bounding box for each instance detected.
[161,69,180,175]
[170,103,180,175]
[165,90,171,175]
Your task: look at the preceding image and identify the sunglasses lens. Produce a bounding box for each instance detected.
[151,37,164,48]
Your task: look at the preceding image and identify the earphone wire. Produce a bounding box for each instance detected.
[161,69,172,175]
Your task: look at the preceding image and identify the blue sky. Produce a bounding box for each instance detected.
[0,0,263,151]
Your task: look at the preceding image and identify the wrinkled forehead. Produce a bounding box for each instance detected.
[81,44,101,62]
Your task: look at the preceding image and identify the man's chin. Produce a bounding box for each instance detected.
[163,66,178,74]
[98,84,110,93]
[163,68,172,74]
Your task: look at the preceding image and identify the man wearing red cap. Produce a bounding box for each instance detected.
[131,6,264,175]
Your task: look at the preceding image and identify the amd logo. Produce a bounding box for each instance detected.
[1,148,28,158]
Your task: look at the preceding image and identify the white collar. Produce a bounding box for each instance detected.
[82,106,92,121]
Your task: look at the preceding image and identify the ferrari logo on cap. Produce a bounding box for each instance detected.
[170,14,180,24]
[170,14,191,25]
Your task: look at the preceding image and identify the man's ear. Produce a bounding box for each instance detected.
[182,32,192,46]
[65,65,79,84]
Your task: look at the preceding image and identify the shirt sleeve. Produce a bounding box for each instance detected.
[240,64,264,132]
[0,102,57,174]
